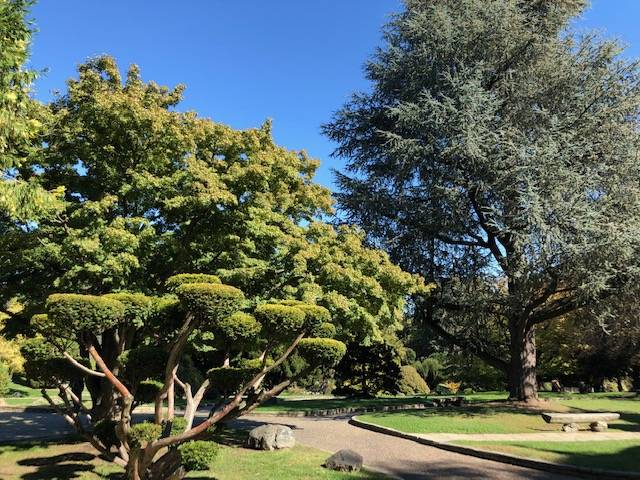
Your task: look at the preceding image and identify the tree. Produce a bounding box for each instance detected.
[0,57,422,345]
[0,0,62,220]
[24,274,346,479]
[324,0,640,401]
[335,340,402,396]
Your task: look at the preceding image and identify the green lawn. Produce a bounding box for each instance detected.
[454,440,640,473]
[358,392,640,435]
[0,438,388,480]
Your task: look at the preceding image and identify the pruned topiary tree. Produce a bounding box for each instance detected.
[24,273,346,479]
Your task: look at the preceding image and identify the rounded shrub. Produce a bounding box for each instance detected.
[20,336,83,387]
[46,293,125,334]
[279,301,331,332]
[214,312,261,344]
[207,365,258,395]
[297,338,347,367]
[135,379,164,404]
[103,292,153,328]
[128,422,162,448]
[176,283,245,323]
[254,304,305,338]
[169,416,188,436]
[166,274,221,291]
[311,322,337,338]
[0,361,10,396]
[178,440,220,471]
[398,365,430,395]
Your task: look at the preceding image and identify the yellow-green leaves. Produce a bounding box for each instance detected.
[175,282,245,324]
[297,338,347,367]
[46,293,125,335]
[254,303,305,338]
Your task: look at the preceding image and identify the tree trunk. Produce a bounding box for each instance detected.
[508,320,538,402]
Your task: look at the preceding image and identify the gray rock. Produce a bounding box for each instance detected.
[561,422,579,433]
[247,424,295,451]
[590,421,608,432]
[324,449,363,472]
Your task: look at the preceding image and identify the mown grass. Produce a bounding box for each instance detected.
[359,392,640,434]
[0,437,389,480]
[454,440,640,473]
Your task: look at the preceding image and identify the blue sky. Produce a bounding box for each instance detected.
[29,0,640,190]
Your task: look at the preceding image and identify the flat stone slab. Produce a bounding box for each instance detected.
[541,412,619,424]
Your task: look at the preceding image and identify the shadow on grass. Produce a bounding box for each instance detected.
[521,443,640,473]
[14,449,122,480]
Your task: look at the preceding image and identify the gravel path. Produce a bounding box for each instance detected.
[241,414,579,480]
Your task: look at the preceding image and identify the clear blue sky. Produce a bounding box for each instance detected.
[28,1,640,190]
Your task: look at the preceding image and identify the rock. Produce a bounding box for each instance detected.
[590,421,608,432]
[323,449,363,472]
[247,424,295,451]
[562,423,579,433]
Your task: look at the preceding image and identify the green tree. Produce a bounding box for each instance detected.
[335,340,402,396]
[0,0,61,220]
[0,57,422,344]
[324,0,640,401]
[24,275,346,479]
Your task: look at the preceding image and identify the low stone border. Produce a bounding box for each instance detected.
[349,416,640,480]
[255,402,435,418]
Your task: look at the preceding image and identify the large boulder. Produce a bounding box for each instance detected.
[323,449,363,472]
[247,424,295,451]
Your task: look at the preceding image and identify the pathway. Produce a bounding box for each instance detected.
[241,414,580,480]
[417,430,640,443]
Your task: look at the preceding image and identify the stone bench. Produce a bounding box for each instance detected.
[541,412,620,432]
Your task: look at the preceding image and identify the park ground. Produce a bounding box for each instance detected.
[1,385,640,478]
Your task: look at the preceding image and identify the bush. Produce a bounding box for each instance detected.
[398,365,430,395]
[120,345,167,383]
[178,440,220,471]
[166,274,221,291]
[46,293,125,334]
[254,304,305,338]
[214,312,261,344]
[207,366,257,396]
[312,322,336,338]
[297,338,346,368]
[128,422,162,447]
[135,379,163,404]
[176,283,245,323]
[93,419,119,450]
[20,336,83,388]
[103,292,153,328]
[0,361,10,396]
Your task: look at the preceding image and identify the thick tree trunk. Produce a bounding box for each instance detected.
[508,320,538,402]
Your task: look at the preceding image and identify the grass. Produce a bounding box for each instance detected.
[0,433,389,480]
[454,439,640,473]
[358,391,640,435]
[359,406,563,434]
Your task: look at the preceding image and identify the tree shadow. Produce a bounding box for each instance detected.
[534,444,640,473]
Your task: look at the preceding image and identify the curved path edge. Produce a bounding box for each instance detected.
[349,416,640,480]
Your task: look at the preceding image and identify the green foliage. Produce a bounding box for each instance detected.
[254,304,305,338]
[214,312,261,346]
[398,365,430,395]
[413,354,448,386]
[178,440,220,472]
[103,292,153,328]
[20,336,82,387]
[120,345,167,383]
[297,338,346,368]
[128,422,162,448]
[207,366,258,396]
[335,341,401,396]
[169,416,187,436]
[93,419,119,450]
[312,322,337,338]
[166,274,221,291]
[176,283,245,324]
[46,293,125,335]
[0,361,9,396]
[135,379,163,404]
[323,0,640,399]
